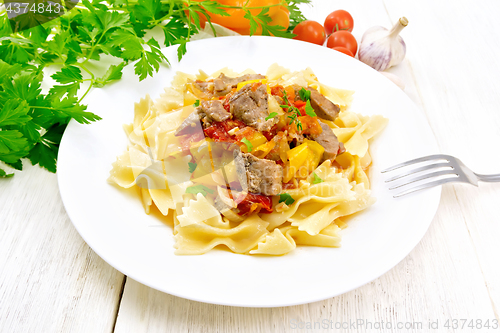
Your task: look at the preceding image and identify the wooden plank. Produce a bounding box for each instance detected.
[113,0,499,332]
[383,0,500,319]
[0,164,125,333]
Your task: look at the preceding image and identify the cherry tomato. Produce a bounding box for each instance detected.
[293,20,326,45]
[326,31,358,56]
[324,10,354,35]
[331,47,354,57]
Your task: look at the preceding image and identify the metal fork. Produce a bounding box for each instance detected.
[382,154,500,197]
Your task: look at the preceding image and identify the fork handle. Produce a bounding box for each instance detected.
[475,173,500,182]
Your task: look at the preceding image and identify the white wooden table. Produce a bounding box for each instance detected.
[2,0,500,332]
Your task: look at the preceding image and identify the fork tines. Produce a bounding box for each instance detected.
[382,154,462,197]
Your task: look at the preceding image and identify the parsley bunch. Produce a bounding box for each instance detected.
[0,0,310,178]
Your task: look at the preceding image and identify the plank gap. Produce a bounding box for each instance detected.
[452,186,500,322]
[381,0,394,25]
[111,276,127,333]
[404,60,442,150]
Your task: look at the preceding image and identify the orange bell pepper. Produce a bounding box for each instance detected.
[191,0,288,35]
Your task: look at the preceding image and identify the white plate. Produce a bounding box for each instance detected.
[58,36,441,307]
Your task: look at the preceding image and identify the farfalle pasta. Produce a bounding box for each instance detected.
[108,64,388,255]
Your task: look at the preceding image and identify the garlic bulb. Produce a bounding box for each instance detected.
[359,17,408,71]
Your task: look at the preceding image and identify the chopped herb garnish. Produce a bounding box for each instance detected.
[312,172,324,184]
[299,87,311,101]
[188,162,197,173]
[305,100,317,117]
[265,112,278,121]
[281,90,303,132]
[279,193,295,205]
[194,100,200,107]
[241,138,254,152]
[185,184,214,197]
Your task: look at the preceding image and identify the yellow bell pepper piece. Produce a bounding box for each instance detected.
[283,162,295,183]
[241,132,268,153]
[252,139,276,159]
[306,140,325,167]
[250,132,268,149]
[236,79,271,94]
[278,133,289,163]
[286,139,325,179]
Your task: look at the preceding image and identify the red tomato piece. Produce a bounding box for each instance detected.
[221,119,246,133]
[236,193,273,215]
[298,115,322,136]
[270,85,284,96]
[262,124,278,141]
[204,123,234,142]
[294,100,307,116]
[179,131,205,151]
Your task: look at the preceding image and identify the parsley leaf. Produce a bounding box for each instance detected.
[134,38,169,81]
[265,112,278,121]
[244,11,260,36]
[94,62,126,88]
[244,7,295,38]
[0,168,14,178]
[49,82,81,99]
[299,87,311,101]
[279,193,295,205]
[262,24,295,38]
[27,141,58,173]
[188,162,197,173]
[186,184,215,197]
[175,38,188,61]
[46,30,72,59]
[0,148,30,165]
[163,18,190,47]
[199,1,231,16]
[133,0,162,24]
[5,159,23,171]
[0,100,31,127]
[194,100,200,107]
[241,138,253,152]
[286,0,311,32]
[51,97,102,125]
[51,66,83,84]
[0,38,34,64]
[26,123,67,173]
[0,72,42,106]
[312,172,324,184]
[0,130,29,159]
[82,1,130,33]
[305,100,317,117]
[0,10,12,37]
[0,60,23,79]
